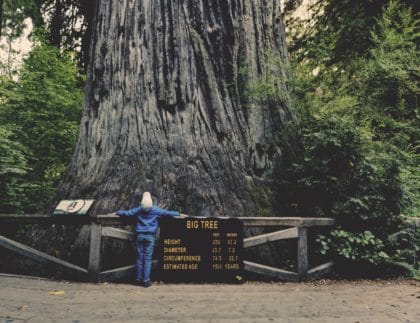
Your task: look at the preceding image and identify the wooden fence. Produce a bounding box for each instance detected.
[0,214,335,282]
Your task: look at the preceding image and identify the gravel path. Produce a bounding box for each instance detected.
[0,275,418,322]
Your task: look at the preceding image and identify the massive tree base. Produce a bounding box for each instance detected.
[58,0,295,216]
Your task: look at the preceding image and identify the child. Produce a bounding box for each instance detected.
[116,192,181,287]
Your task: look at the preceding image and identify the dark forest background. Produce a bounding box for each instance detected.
[0,0,418,278]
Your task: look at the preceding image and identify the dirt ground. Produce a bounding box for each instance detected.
[0,274,418,323]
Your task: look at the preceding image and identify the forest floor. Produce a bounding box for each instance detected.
[0,274,418,322]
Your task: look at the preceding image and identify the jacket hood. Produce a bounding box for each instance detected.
[141,192,153,211]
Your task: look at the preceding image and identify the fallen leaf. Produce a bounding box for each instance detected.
[48,290,66,295]
[18,305,29,310]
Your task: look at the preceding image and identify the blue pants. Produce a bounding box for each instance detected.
[136,233,155,283]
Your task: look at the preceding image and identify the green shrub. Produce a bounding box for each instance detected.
[277,115,407,268]
[0,126,30,213]
[0,38,84,212]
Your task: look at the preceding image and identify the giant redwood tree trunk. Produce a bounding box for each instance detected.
[58,0,295,216]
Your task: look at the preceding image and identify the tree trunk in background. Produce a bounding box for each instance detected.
[79,0,95,71]
[0,0,4,38]
[58,0,295,217]
[49,0,64,47]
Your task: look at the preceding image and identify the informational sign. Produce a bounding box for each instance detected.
[53,199,95,215]
[156,217,243,283]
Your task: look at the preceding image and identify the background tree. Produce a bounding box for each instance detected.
[0,0,3,37]
[0,0,94,69]
[41,0,95,69]
[270,0,419,276]
[283,0,419,66]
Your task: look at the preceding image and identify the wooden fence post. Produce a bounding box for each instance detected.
[88,221,102,282]
[297,226,308,281]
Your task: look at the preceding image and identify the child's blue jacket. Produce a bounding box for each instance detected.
[116,205,179,234]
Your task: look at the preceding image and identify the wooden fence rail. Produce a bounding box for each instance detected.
[0,214,336,282]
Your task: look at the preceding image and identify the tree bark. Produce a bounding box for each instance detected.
[58,0,295,217]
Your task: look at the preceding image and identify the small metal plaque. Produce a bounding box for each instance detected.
[53,199,95,215]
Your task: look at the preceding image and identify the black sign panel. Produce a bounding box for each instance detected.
[156,217,243,283]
